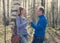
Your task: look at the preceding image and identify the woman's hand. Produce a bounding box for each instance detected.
[27,18,32,23]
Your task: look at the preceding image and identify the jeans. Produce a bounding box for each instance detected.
[20,35,28,43]
[32,36,44,43]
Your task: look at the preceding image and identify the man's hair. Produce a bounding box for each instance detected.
[39,8,44,13]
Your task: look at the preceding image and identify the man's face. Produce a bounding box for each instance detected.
[37,10,42,16]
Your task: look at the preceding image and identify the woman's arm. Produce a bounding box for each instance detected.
[16,16,27,28]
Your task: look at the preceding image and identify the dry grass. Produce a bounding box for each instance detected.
[0,25,12,43]
[0,24,60,43]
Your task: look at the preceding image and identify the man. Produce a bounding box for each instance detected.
[28,8,47,43]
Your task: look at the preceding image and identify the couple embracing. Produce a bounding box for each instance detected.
[15,7,47,43]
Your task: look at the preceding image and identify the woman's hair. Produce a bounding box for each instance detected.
[18,7,24,16]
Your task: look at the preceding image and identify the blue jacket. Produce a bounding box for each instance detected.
[30,14,47,37]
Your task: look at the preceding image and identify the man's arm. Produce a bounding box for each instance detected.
[30,18,47,30]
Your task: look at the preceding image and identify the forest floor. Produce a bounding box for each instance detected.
[0,25,60,43]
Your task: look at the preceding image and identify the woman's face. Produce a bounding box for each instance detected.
[21,9,26,16]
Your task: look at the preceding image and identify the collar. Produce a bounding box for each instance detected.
[38,14,44,18]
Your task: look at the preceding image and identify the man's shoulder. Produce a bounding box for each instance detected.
[40,16,46,20]
[42,15,47,20]
[39,16,47,23]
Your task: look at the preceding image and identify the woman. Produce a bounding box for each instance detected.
[16,7,28,43]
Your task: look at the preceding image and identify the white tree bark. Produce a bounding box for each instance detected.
[11,0,21,35]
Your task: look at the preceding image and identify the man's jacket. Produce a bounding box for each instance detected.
[31,14,47,37]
